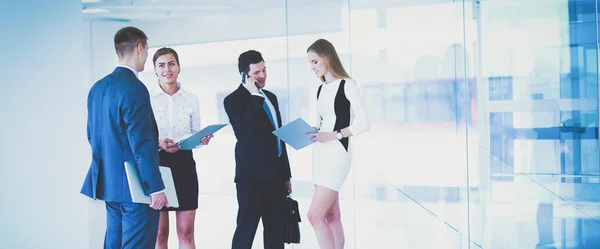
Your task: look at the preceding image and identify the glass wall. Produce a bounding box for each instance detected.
[102,0,600,248]
[339,1,475,248]
[473,0,600,249]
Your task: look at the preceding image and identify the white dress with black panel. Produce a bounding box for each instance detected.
[312,78,370,191]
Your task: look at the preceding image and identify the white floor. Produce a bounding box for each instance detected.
[85,128,600,249]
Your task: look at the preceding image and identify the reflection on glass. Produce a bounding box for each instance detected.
[477,0,600,248]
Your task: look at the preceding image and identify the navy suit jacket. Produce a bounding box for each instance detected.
[223,84,291,182]
[80,67,165,202]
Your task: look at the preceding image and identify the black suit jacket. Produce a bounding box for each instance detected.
[224,84,291,182]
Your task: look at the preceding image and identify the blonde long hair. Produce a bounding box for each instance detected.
[307,39,350,82]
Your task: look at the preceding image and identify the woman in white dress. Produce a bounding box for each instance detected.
[305,38,370,249]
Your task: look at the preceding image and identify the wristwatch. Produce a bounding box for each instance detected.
[336,130,343,140]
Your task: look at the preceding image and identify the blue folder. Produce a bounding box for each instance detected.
[177,124,228,150]
[273,118,317,150]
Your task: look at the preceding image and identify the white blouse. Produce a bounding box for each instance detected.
[150,82,201,143]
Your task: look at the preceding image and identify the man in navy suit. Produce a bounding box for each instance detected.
[224,50,293,249]
[81,26,168,249]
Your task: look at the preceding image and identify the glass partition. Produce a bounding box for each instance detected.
[472,0,600,248]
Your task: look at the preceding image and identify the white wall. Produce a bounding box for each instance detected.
[88,22,124,81]
[0,0,90,248]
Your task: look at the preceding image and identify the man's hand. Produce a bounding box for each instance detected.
[159,138,180,153]
[150,192,168,210]
[201,134,214,145]
[286,181,292,194]
[243,74,259,94]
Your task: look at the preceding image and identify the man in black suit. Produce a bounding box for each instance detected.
[224,50,293,249]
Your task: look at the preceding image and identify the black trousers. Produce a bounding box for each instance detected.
[232,181,287,249]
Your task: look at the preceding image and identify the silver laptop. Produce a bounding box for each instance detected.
[124,161,179,208]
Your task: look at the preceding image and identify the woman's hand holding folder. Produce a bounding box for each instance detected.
[159,138,180,153]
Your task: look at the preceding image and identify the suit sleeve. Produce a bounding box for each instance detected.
[271,95,292,180]
[87,120,91,144]
[86,90,92,145]
[122,83,165,195]
[223,93,268,138]
[280,140,292,179]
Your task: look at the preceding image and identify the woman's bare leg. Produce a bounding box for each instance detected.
[155,211,170,249]
[307,185,338,249]
[175,210,196,249]
[326,197,344,249]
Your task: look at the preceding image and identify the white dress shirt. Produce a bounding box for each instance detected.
[150,82,201,146]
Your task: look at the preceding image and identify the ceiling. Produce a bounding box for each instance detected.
[81,0,339,22]
[81,0,458,22]
[82,0,254,22]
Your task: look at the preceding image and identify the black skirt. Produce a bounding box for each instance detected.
[159,150,198,211]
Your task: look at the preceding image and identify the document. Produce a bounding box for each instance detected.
[176,124,228,150]
[124,161,179,208]
[272,117,317,150]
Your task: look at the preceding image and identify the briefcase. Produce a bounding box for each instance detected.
[284,195,301,244]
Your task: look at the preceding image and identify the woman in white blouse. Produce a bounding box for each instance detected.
[305,39,370,249]
[151,47,213,249]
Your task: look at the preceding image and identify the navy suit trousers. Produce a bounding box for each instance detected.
[232,181,287,249]
[104,202,159,249]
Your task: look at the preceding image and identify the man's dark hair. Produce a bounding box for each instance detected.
[238,50,264,74]
[114,26,148,58]
[153,47,180,66]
